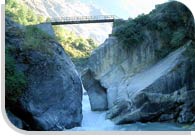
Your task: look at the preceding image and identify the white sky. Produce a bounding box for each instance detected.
[116,0,195,19]
[125,0,195,19]
[81,0,195,19]
[120,0,168,18]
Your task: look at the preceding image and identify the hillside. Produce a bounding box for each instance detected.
[6,0,98,73]
[21,0,112,44]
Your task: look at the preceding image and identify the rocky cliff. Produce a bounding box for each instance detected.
[5,18,83,130]
[82,1,195,124]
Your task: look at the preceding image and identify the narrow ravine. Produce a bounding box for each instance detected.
[70,46,193,131]
[71,91,115,131]
[70,92,190,131]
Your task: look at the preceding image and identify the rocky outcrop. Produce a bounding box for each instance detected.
[6,111,24,129]
[106,46,195,124]
[83,31,161,109]
[5,18,83,130]
[82,1,195,125]
[82,70,107,111]
[36,23,55,37]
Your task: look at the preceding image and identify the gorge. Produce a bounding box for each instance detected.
[82,1,195,126]
[5,0,195,131]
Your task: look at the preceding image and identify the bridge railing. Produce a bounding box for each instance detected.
[46,15,118,23]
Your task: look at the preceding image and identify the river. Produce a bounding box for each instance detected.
[71,93,192,131]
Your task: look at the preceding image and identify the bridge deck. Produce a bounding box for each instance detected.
[46,15,118,25]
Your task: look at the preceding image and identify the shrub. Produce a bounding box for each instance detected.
[23,26,53,54]
[113,19,126,28]
[53,26,97,58]
[113,19,144,47]
[185,41,195,61]
[134,14,151,26]
[170,28,186,46]
[5,47,27,106]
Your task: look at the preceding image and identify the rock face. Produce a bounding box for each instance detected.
[82,70,107,111]
[106,46,195,124]
[82,1,195,125]
[84,32,160,109]
[6,18,83,130]
[18,44,83,130]
[36,23,55,37]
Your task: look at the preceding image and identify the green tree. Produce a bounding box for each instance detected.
[53,26,97,58]
[6,0,45,25]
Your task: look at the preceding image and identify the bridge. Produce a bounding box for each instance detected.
[46,15,119,25]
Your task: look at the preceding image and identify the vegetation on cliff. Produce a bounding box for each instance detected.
[113,1,194,59]
[53,26,97,59]
[5,18,55,109]
[53,26,97,72]
[5,0,54,108]
[6,0,98,73]
[6,0,97,59]
[5,19,83,131]
[5,47,27,107]
[5,0,98,107]
[5,0,45,25]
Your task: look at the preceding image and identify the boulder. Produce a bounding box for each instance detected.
[18,42,83,130]
[82,70,107,111]
[6,19,83,130]
[177,99,195,123]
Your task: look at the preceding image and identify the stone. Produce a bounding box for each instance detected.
[159,114,175,122]
[177,98,195,123]
[82,69,108,111]
[18,42,83,130]
[6,111,24,129]
[6,19,83,130]
[81,1,195,125]
[36,23,55,37]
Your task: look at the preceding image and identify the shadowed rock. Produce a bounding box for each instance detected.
[82,69,108,111]
[5,18,83,130]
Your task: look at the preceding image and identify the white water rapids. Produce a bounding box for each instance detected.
[70,94,189,131]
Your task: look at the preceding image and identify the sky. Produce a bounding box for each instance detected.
[80,0,168,19]
[79,0,194,19]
